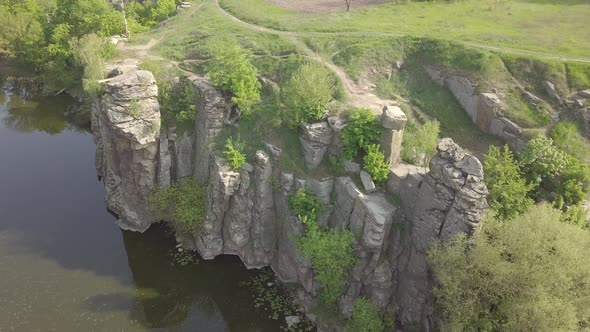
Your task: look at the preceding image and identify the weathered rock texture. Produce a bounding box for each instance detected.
[93,64,161,231]
[380,105,407,165]
[95,67,490,330]
[300,121,334,168]
[425,66,525,150]
[390,138,489,329]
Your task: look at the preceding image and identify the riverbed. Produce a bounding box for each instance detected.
[0,86,283,331]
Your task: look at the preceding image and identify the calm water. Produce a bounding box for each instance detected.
[0,86,282,331]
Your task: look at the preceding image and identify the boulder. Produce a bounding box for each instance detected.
[344,160,361,174]
[381,105,407,165]
[543,81,562,103]
[94,64,161,232]
[299,121,333,168]
[360,170,377,193]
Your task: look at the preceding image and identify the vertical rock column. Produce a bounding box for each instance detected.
[94,65,161,232]
[380,105,407,165]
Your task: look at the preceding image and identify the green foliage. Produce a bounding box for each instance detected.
[567,62,590,89]
[223,136,247,170]
[402,119,440,167]
[551,122,590,164]
[281,63,335,127]
[288,187,325,225]
[519,136,568,186]
[149,178,206,234]
[561,204,589,228]
[299,222,356,307]
[161,76,196,124]
[341,108,382,159]
[70,33,115,98]
[363,144,390,184]
[484,145,533,220]
[207,38,261,115]
[519,136,590,207]
[429,204,590,332]
[346,298,384,332]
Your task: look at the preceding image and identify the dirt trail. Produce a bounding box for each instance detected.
[215,0,395,111]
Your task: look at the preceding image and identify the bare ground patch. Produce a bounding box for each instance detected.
[265,0,393,13]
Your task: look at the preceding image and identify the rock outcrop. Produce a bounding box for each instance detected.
[300,121,334,168]
[390,138,489,329]
[94,66,491,330]
[93,63,161,231]
[425,66,525,150]
[380,105,407,165]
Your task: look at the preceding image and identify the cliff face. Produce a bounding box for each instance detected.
[93,63,162,232]
[93,64,490,330]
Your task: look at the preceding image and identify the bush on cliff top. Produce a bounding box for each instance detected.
[149,178,206,234]
[428,204,590,332]
[341,108,382,159]
[281,62,335,127]
[207,38,261,115]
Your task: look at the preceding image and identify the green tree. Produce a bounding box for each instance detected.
[346,298,384,332]
[340,108,382,159]
[519,136,567,186]
[207,39,261,115]
[483,145,533,220]
[428,204,590,332]
[282,62,335,127]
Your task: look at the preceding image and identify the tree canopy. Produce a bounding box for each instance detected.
[429,204,590,332]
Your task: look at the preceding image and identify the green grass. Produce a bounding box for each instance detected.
[219,0,590,60]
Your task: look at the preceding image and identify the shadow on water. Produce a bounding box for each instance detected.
[0,85,283,330]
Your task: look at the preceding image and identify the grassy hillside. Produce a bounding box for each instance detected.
[219,0,590,60]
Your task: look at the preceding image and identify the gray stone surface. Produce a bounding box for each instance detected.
[392,138,489,328]
[381,105,407,165]
[543,80,562,103]
[343,160,361,174]
[360,170,377,193]
[93,63,161,232]
[299,121,333,168]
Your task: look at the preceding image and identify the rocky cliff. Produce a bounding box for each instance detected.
[93,63,490,330]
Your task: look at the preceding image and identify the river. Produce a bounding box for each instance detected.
[0,85,283,331]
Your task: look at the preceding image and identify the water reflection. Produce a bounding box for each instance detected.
[0,85,89,135]
[0,83,283,331]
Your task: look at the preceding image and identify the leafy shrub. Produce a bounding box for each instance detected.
[560,204,589,228]
[149,179,206,234]
[484,145,533,220]
[207,39,261,115]
[519,136,568,186]
[223,136,247,170]
[519,136,590,207]
[346,298,384,332]
[70,33,115,98]
[282,62,335,127]
[363,144,390,184]
[402,119,440,166]
[429,204,590,332]
[341,108,382,159]
[299,223,356,306]
[159,76,196,124]
[288,187,325,224]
